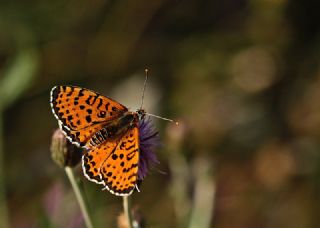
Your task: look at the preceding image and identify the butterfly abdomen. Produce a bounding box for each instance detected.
[87,112,138,147]
[88,128,108,147]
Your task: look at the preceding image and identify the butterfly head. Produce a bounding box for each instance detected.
[136,108,146,120]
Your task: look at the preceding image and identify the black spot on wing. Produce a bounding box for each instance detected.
[97,98,103,109]
[112,154,118,160]
[78,89,85,97]
[85,95,93,105]
[86,115,92,123]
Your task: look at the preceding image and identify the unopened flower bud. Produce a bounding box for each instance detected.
[50,129,82,167]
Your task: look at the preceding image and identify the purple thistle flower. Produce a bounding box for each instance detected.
[138,117,160,180]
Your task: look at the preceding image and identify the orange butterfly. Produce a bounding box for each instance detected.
[50,84,151,196]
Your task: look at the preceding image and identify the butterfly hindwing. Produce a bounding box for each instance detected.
[82,127,140,196]
[100,127,140,196]
[50,86,128,147]
[82,140,118,184]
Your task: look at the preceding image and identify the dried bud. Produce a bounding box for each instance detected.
[50,129,82,167]
[117,213,129,228]
[131,205,146,228]
[117,206,145,228]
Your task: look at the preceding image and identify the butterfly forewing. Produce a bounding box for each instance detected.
[50,86,128,147]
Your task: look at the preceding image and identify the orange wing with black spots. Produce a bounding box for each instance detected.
[82,127,140,196]
[50,86,128,147]
[82,140,118,184]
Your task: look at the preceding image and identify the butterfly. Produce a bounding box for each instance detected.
[50,85,147,196]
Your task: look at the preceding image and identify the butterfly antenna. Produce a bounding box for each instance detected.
[140,69,178,125]
[145,113,179,126]
[140,68,149,110]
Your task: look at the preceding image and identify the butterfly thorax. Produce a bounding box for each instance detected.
[87,112,138,148]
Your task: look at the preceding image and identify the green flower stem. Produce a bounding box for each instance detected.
[65,167,94,228]
[0,113,9,228]
[0,47,38,228]
[123,196,133,228]
[189,157,215,228]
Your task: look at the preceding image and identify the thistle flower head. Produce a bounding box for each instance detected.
[138,118,160,180]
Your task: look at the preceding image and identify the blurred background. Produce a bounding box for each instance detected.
[0,0,320,227]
